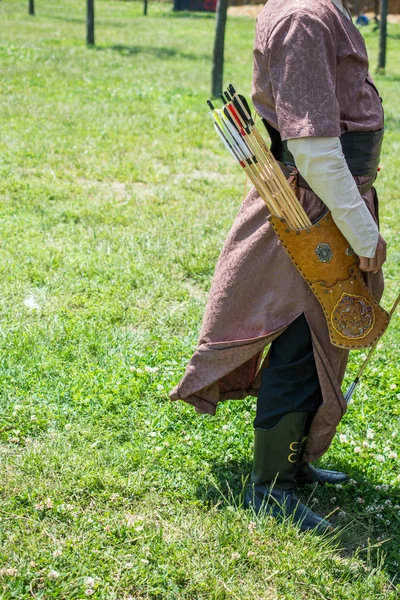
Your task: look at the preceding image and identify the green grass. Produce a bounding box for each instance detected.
[0,1,399,598]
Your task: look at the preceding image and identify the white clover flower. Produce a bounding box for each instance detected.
[390,383,397,390]
[85,577,95,587]
[392,431,398,438]
[363,441,369,448]
[144,366,159,374]
[354,446,361,454]
[0,568,18,576]
[335,484,342,489]
[357,497,365,504]
[149,432,157,438]
[388,451,397,459]
[366,429,374,439]
[231,552,240,560]
[349,479,357,485]
[339,434,347,443]
[85,590,94,596]
[247,550,256,557]
[48,570,59,579]
[65,424,72,431]
[376,455,385,463]
[30,415,37,422]
[52,549,62,557]
[370,442,377,449]
[45,498,53,509]
[141,558,149,564]
[330,497,337,503]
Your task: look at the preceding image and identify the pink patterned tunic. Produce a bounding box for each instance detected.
[170,0,384,462]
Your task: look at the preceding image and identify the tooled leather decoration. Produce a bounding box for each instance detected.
[267,211,390,349]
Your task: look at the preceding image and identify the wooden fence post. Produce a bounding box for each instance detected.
[87,0,95,46]
[211,0,229,98]
[377,0,388,73]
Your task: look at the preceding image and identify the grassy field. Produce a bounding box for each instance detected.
[0,1,399,598]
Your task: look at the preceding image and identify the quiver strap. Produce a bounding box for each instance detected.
[269,212,390,349]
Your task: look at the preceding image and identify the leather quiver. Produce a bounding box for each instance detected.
[269,211,390,349]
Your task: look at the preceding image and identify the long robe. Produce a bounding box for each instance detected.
[170,0,385,462]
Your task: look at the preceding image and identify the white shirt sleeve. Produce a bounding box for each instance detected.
[287,136,379,258]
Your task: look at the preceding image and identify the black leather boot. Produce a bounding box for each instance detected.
[244,412,333,533]
[296,437,349,486]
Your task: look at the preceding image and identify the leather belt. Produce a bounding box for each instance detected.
[262,119,384,179]
[279,163,378,196]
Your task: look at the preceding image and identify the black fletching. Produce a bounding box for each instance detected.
[232,97,249,124]
[238,94,254,125]
[223,106,239,131]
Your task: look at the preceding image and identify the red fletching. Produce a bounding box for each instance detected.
[227,104,245,136]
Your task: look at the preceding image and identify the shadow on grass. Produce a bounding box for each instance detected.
[40,14,145,28]
[382,114,400,131]
[96,44,210,61]
[165,11,215,20]
[196,456,399,581]
[377,74,400,82]
[196,457,250,508]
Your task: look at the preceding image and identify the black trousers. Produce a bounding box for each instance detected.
[255,314,322,430]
